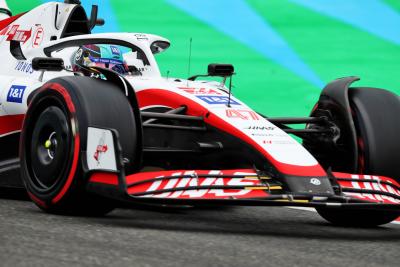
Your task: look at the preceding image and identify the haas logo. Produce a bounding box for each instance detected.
[93,132,108,164]
[245,126,275,131]
[310,178,321,186]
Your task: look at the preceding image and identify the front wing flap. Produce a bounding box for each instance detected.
[86,168,400,211]
[85,127,400,211]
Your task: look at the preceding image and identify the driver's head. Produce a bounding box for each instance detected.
[72,44,129,75]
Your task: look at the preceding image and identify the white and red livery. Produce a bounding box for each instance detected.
[0,0,399,226]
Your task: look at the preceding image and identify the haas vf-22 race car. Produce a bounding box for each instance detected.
[0,0,399,227]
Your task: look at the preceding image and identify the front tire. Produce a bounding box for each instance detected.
[21,77,141,215]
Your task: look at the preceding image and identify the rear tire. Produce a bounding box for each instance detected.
[20,76,141,215]
[309,87,400,226]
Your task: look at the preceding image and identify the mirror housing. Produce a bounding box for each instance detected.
[32,57,64,72]
[188,63,235,81]
[208,64,234,77]
[88,5,105,30]
[150,41,170,54]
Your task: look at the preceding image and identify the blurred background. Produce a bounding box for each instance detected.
[8,0,400,117]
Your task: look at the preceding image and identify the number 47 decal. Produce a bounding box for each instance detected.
[226,109,260,120]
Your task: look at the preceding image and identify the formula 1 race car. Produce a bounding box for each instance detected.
[0,0,399,227]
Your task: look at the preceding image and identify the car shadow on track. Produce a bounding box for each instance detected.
[0,188,29,201]
[77,205,400,242]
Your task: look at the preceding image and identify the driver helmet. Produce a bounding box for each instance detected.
[72,44,130,75]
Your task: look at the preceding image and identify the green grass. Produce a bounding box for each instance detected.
[8,0,41,14]
[385,0,400,13]
[249,0,400,93]
[111,0,320,116]
[112,0,400,116]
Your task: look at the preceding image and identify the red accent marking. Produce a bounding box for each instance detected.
[226,109,259,120]
[311,103,318,113]
[89,172,119,186]
[136,89,325,177]
[178,87,222,95]
[357,137,365,173]
[333,172,400,188]
[6,27,31,43]
[32,27,44,48]
[126,169,270,199]
[0,13,25,31]
[41,83,76,113]
[333,172,400,204]
[0,114,24,135]
[28,192,47,208]
[38,83,79,204]
[94,144,108,161]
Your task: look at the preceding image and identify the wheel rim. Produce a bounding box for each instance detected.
[29,106,71,191]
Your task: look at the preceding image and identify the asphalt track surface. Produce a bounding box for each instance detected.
[0,192,399,267]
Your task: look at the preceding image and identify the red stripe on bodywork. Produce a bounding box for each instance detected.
[0,13,25,31]
[207,112,326,176]
[136,89,325,177]
[89,172,119,185]
[0,114,24,135]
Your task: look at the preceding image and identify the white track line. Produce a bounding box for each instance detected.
[289,207,316,212]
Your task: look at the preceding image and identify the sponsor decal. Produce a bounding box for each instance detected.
[32,27,44,48]
[7,85,26,103]
[110,45,120,55]
[179,87,222,95]
[15,61,35,74]
[141,170,263,198]
[1,25,32,43]
[310,178,321,186]
[262,140,294,145]
[251,133,287,137]
[134,33,148,40]
[93,133,108,164]
[196,95,240,105]
[75,48,83,61]
[244,126,275,131]
[89,56,123,65]
[226,109,259,120]
[87,127,117,171]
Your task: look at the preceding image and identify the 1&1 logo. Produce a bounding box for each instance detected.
[196,95,240,105]
[7,85,26,103]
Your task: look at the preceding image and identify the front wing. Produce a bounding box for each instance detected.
[87,168,400,211]
[86,128,400,211]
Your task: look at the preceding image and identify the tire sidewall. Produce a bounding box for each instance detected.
[21,83,83,209]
